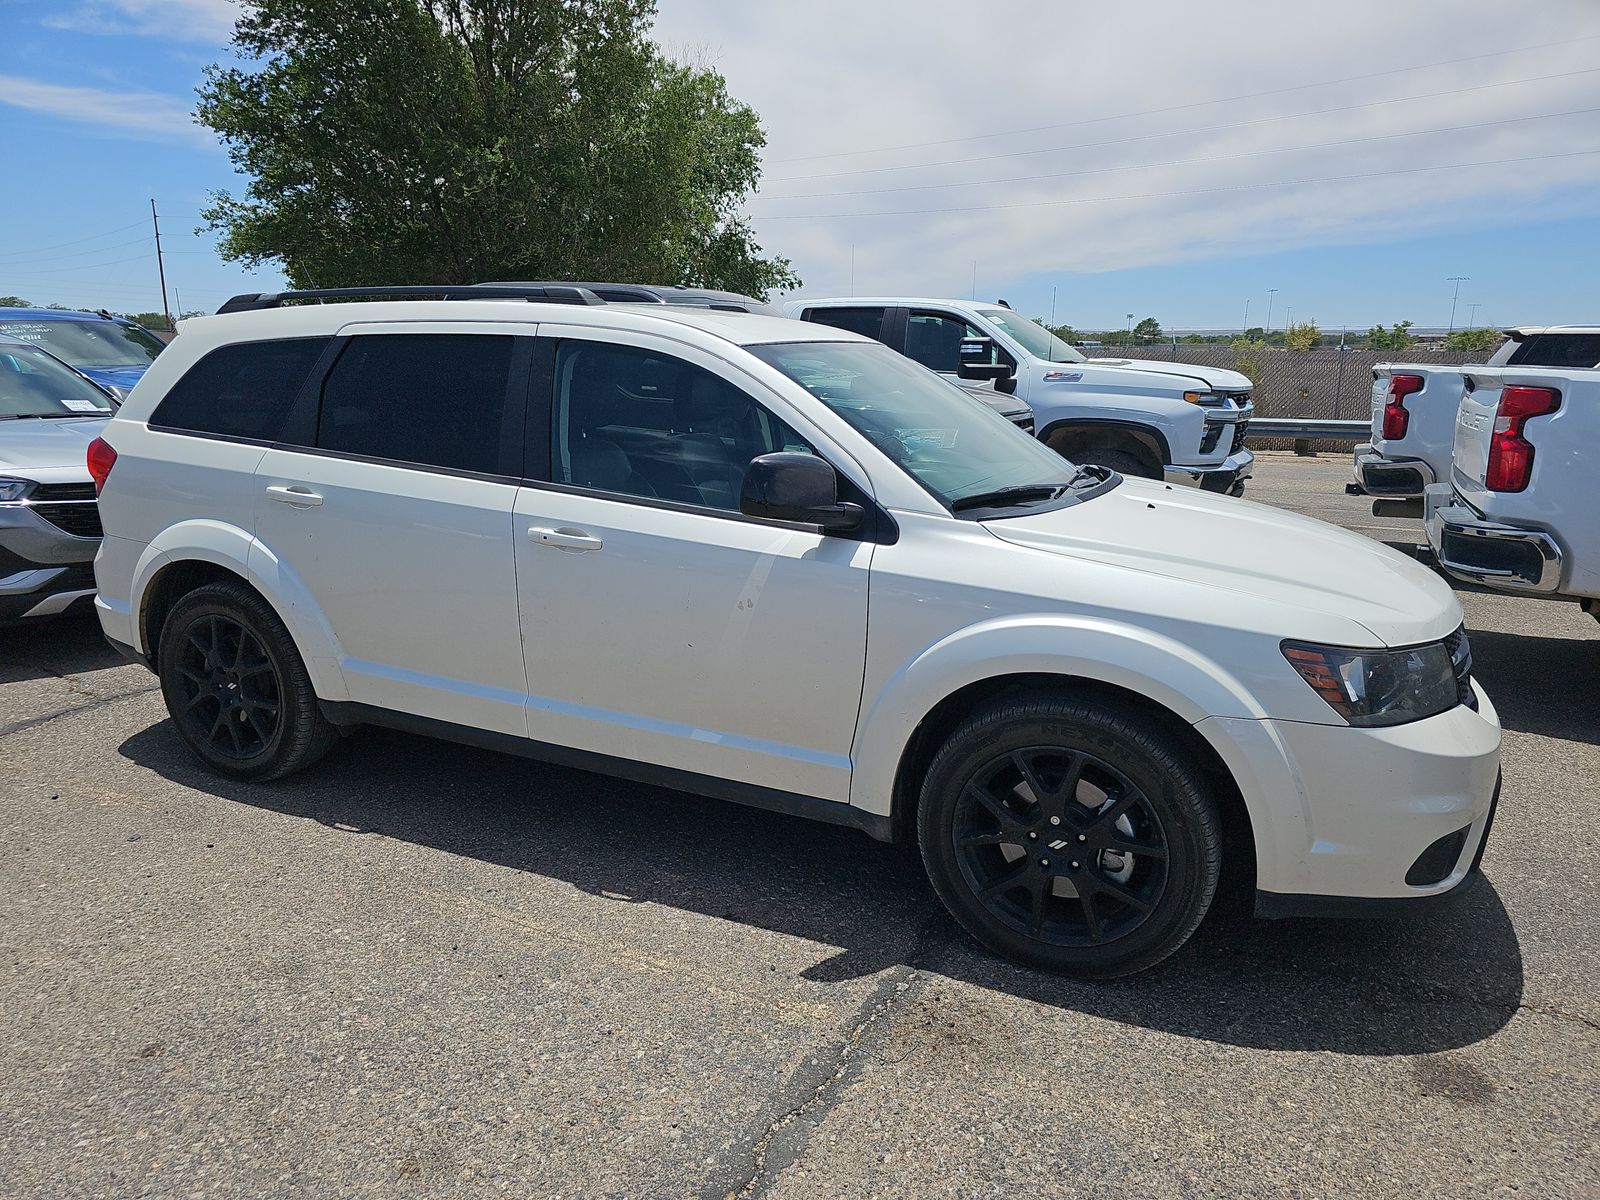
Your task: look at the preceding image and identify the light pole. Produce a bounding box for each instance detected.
[1447,276,1469,336]
[1467,301,1481,329]
[1242,300,1250,334]
[1265,288,1278,335]
[1126,313,1134,346]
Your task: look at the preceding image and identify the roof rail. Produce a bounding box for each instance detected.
[215,285,607,315]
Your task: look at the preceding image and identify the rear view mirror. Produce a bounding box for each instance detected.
[740,453,863,533]
[957,336,1012,382]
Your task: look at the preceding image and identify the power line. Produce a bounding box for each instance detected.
[0,218,148,259]
[0,236,152,267]
[766,67,1600,184]
[769,32,1600,165]
[754,148,1600,220]
[755,106,1600,203]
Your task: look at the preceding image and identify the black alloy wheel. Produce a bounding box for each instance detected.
[954,747,1169,946]
[173,613,282,761]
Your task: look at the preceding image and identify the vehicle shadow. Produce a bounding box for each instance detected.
[0,605,127,683]
[1466,626,1600,747]
[119,721,1523,1057]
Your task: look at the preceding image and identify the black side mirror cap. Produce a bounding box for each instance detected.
[740,452,864,533]
[957,336,1014,382]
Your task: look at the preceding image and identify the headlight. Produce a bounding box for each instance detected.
[0,477,34,503]
[1182,390,1223,405]
[1281,638,1460,727]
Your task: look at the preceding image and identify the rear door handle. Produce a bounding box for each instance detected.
[265,484,323,508]
[528,526,603,552]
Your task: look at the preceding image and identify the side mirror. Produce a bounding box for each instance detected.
[956,336,1013,382]
[740,452,864,533]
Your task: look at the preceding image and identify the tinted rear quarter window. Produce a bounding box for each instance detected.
[1505,334,1600,368]
[802,307,888,341]
[150,337,329,440]
[316,334,518,475]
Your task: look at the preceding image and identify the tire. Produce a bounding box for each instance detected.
[917,695,1222,978]
[157,580,336,781]
[1069,447,1159,480]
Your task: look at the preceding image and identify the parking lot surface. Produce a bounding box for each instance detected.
[2,452,1596,1199]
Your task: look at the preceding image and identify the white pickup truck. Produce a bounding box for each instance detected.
[785,297,1256,494]
[1425,361,1600,622]
[1355,327,1600,516]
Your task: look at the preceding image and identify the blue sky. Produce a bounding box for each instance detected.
[3,0,1599,330]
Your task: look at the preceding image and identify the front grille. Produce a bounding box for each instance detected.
[31,500,102,538]
[1231,420,1249,453]
[1444,626,1477,711]
[1010,413,1035,435]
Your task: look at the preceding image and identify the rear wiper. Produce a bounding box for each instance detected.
[950,484,1067,512]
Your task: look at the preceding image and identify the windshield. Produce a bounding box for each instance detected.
[0,343,115,418]
[750,340,1084,510]
[0,317,163,369]
[976,309,1085,363]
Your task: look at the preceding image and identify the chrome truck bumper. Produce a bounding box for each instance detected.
[1353,443,1436,499]
[1165,447,1254,496]
[1423,483,1564,593]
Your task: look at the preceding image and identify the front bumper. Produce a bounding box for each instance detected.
[1165,447,1255,496]
[1352,443,1436,499]
[1423,483,1564,593]
[1201,682,1502,908]
[0,500,100,621]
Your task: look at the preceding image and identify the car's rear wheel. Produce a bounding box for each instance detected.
[917,695,1222,978]
[157,581,335,780]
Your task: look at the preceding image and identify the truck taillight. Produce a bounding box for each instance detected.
[1381,374,1423,440]
[1485,385,1560,493]
[86,436,117,496]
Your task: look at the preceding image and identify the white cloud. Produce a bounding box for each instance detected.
[42,0,238,43]
[650,0,1600,305]
[0,75,216,147]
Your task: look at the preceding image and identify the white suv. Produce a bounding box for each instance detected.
[90,291,1502,977]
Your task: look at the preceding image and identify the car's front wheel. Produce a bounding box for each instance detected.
[157,580,336,780]
[917,695,1222,978]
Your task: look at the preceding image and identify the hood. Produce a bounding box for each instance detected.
[959,382,1030,420]
[1086,357,1253,392]
[76,364,147,398]
[0,416,110,478]
[984,479,1459,647]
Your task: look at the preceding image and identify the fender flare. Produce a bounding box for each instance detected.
[849,615,1307,878]
[1037,416,1174,468]
[129,520,350,701]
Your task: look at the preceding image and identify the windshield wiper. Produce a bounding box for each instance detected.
[2,411,105,420]
[1067,463,1115,487]
[950,484,1068,512]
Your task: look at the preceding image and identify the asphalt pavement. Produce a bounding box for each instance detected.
[1,451,1595,1198]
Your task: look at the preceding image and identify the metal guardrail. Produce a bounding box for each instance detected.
[1247,418,1368,441]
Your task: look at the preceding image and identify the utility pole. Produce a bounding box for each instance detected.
[1049,285,1057,330]
[150,199,172,330]
[1467,301,1481,329]
[1446,276,1469,336]
[1265,288,1278,335]
[1285,306,1293,332]
[1242,299,1250,334]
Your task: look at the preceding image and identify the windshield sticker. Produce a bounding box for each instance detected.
[60,397,105,412]
[897,426,958,449]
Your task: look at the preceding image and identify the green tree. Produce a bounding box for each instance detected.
[1284,319,1321,351]
[1230,337,1266,390]
[196,0,797,298]
[1444,327,1501,353]
[1046,323,1080,345]
[1367,320,1415,351]
[0,296,32,307]
[1242,325,1265,340]
[1133,316,1162,345]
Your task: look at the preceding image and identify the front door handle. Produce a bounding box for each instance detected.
[265,484,323,508]
[528,526,603,552]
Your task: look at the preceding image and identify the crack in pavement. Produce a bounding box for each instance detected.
[0,685,160,740]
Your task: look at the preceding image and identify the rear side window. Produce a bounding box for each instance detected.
[150,337,328,440]
[1505,333,1600,368]
[802,306,887,341]
[317,334,518,475]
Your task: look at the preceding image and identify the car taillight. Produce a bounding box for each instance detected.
[86,436,117,496]
[1381,374,1423,440]
[1485,385,1560,493]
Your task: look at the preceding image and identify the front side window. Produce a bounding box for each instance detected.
[905,312,985,374]
[975,309,1085,364]
[317,334,517,474]
[150,337,328,440]
[0,343,115,418]
[750,340,1084,511]
[553,340,814,512]
[802,307,888,342]
[0,318,163,369]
